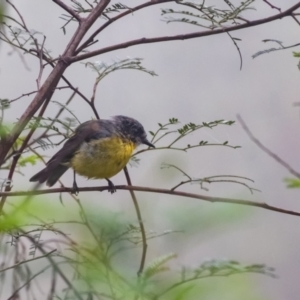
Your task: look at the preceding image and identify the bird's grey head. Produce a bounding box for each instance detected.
[112,115,155,148]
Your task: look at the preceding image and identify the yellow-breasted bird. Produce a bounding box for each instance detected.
[30,115,155,193]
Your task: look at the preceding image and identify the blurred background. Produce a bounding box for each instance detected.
[1,0,300,299]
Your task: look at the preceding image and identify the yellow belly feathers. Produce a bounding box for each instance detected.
[70,137,136,179]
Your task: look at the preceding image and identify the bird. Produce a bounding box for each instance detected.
[30,115,155,194]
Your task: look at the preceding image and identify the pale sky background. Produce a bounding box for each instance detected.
[1,0,300,299]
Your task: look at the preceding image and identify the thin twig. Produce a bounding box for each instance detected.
[226,32,242,70]
[39,52,100,119]
[26,89,77,150]
[7,265,52,300]
[22,231,84,300]
[291,13,300,26]
[171,178,260,194]
[91,78,100,104]
[123,167,147,276]
[36,35,47,90]
[0,249,56,274]
[48,268,57,300]
[10,86,69,102]
[6,0,27,27]
[237,114,300,179]
[262,0,281,12]
[6,0,40,52]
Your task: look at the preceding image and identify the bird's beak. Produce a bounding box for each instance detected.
[143,139,155,148]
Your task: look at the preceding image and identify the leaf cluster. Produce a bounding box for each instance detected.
[0,201,276,299]
[162,0,255,29]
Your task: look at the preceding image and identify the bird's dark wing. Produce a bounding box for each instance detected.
[30,119,113,185]
[47,119,111,166]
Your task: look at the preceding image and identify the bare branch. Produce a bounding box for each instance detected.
[2,185,300,217]
[76,0,175,54]
[71,2,300,63]
[10,86,69,102]
[123,167,147,276]
[36,35,46,90]
[226,32,242,70]
[262,0,281,12]
[237,114,300,179]
[52,0,82,22]
[291,13,300,26]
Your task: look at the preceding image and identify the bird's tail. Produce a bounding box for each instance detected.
[30,165,69,187]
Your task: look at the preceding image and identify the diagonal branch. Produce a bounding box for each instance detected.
[76,0,175,54]
[52,0,82,22]
[291,13,300,26]
[237,114,300,179]
[0,249,56,274]
[71,1,300,63]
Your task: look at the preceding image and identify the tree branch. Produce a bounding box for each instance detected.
[3,185,300,217]
[123,167,147,276]
[71,2,300,63]
[0,0,110,166]
[76,0,175,54]
[53,0,82,22]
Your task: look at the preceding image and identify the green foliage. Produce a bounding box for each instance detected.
[253,39,300,70]
[152,259,274,299]
[103,2,129,15]
[0,198,275,300]
[193,259,275,278]
[84,57,157,83]
[162,0,255,29]
[0,0,5,27]
[163,275,268,300]
[293,51,300,58]
[142,253,177,279]
[135,118,240,155]
[60,2,131,33]
[0,98,10,110]
[28,116,77,133]
[132,118,243,195]
[18,154,41,167]
[0,123,10,139]
[252,39,284,59]
[284,178,300,188]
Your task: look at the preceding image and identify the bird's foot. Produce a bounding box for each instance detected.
[71,180,79,195]
[106,178,116,194]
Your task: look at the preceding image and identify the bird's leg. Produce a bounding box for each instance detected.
[105,178,116,194]
[72,170,79,195]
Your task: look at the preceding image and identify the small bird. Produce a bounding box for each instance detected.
[30,115,155,193]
